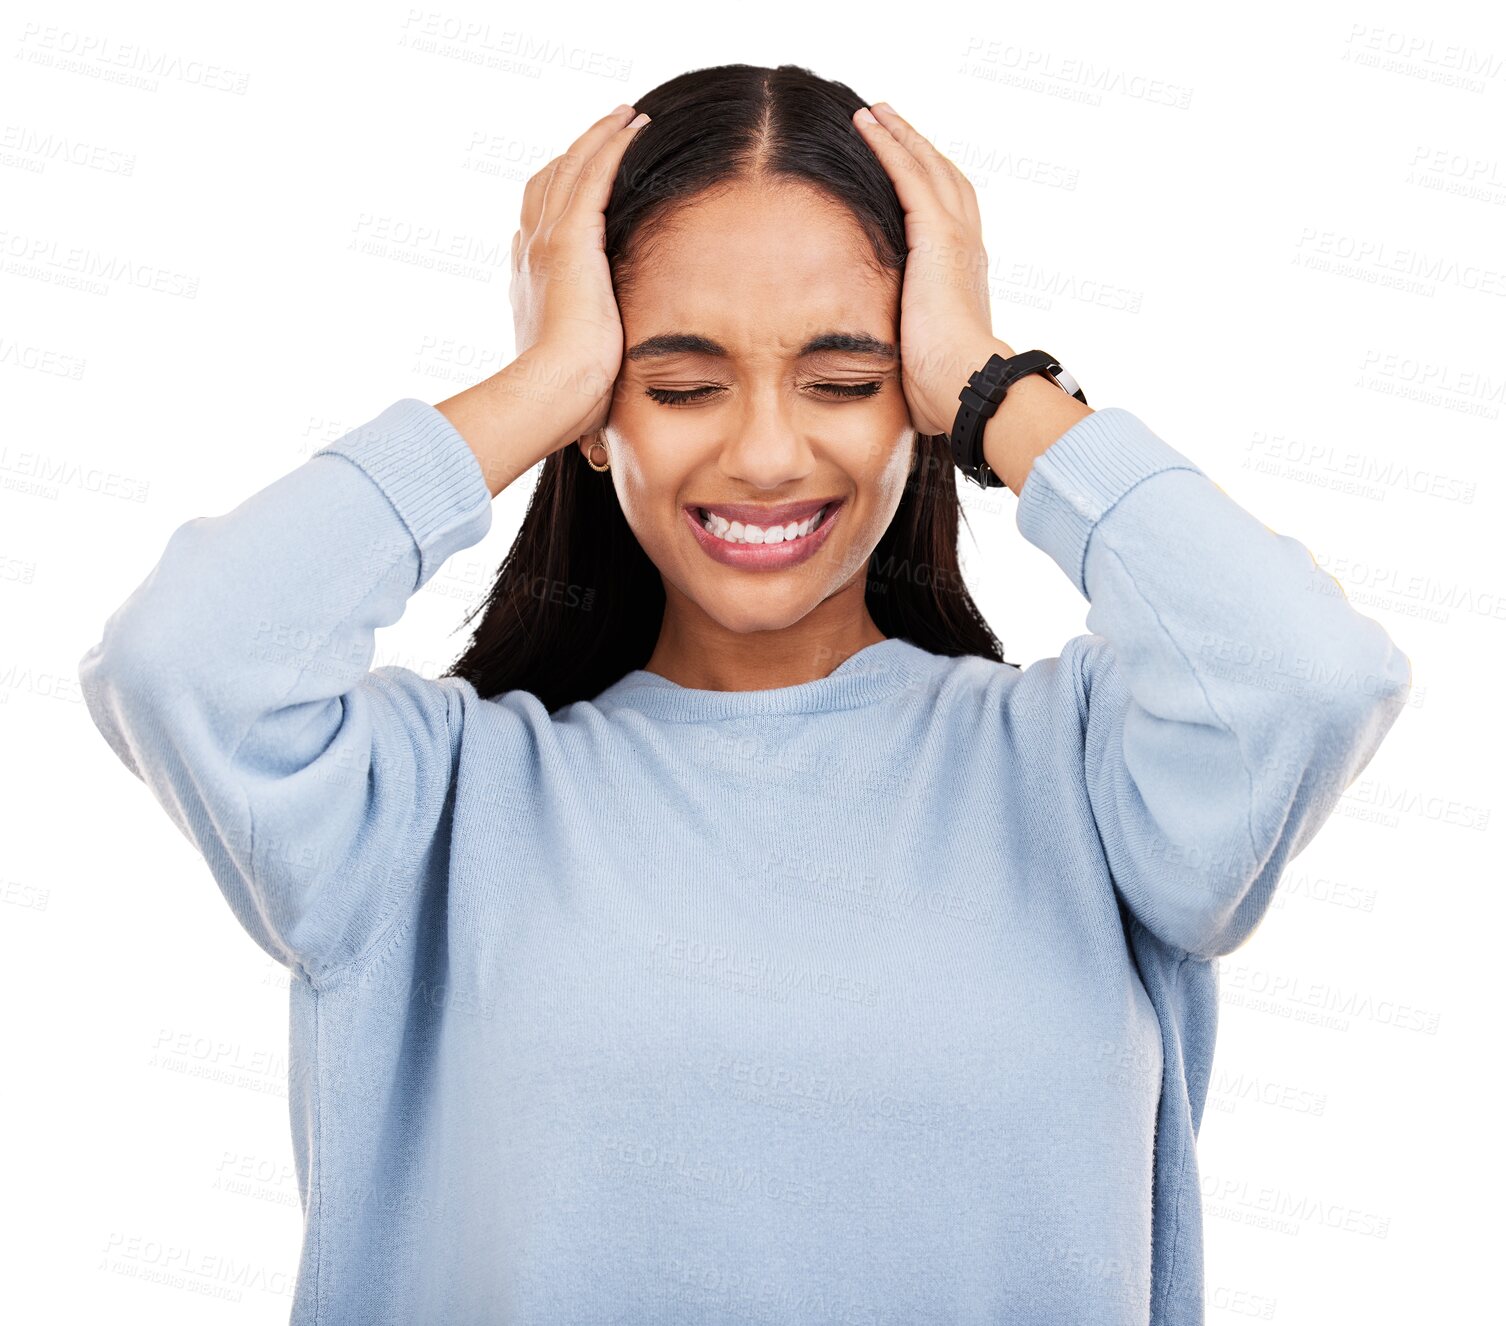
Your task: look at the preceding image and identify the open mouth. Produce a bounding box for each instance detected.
[682,497,846,570]
[694,503,836,546]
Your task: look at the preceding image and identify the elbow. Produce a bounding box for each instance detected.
[1209,635,1412,959]
[1253,605,1413,745]
[78,632,154,779]
[1321,601,1413,720]
[79,608,180,710]
[79,587,208,771]
[1316,621,1413,773]
[78,520,225,710]
[1370,633,1413,715]
[84,518,218,666]
[1343,611,1412,709]
[1130,826,1268,960]
[79,621,154,714]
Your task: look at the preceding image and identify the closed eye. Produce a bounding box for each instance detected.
[644,382,883,408]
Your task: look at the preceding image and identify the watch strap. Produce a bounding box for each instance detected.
[949,350,1087,489]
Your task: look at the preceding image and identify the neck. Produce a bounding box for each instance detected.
[643,588,887,693]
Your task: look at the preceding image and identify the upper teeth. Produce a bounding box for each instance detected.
[700,505,830,545]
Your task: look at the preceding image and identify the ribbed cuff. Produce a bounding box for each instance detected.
[1015,407,1206,599]
[313,399,493,589]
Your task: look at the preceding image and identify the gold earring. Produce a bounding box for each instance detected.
[586,439,611,473]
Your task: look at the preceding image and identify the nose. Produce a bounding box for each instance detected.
[715,388,818,491]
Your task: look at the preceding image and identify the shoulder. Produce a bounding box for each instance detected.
[912,636,1098,702]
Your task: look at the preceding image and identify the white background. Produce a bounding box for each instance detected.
[3,0,1500,1320]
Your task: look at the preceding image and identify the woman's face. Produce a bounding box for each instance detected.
[587,180,916,638]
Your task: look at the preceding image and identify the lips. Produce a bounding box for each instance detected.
[686,496,838,527]
[683,497,845,571]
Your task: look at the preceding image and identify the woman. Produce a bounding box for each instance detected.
[79,65,1411,1325]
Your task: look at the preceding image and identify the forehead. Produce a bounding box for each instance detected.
[619,182,897,354]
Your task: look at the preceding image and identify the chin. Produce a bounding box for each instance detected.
[692,587,827,638]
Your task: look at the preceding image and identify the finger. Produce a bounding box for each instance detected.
[864,103,972,226]
[521,106,634,238]
[928,134,982,235]
[521,155,561,239]
[541,105,643,229]
[557,111,651,232]
[852,105,951,225]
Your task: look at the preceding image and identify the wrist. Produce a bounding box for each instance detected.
[965,342,1093,496]
[436,354,589,498]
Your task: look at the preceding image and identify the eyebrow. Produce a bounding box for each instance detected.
[624,331,898,363]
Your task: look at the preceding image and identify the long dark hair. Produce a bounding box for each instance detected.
[443,63,1013,712]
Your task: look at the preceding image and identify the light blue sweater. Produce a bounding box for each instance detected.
[78,398,1411,1324]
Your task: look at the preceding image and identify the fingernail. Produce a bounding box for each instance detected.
[856,106,877,125]
[628,112,650,128]
[871,101,894,113]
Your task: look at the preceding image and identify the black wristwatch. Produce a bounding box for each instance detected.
[949,349,1087,489]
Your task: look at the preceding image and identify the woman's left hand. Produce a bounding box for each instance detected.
[852,102,1007,437]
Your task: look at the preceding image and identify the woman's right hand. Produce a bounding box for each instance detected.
[509,103,651,450]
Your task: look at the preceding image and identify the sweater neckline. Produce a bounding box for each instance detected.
[594,637,935,721]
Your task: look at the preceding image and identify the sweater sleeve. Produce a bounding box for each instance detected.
[77,399,494,984]
[1014,407,1413,960]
